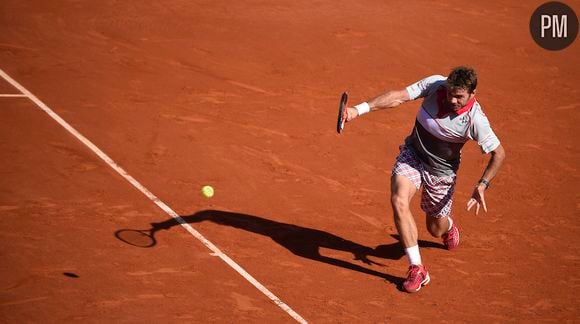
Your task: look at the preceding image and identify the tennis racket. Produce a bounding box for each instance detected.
[336,92,348,134]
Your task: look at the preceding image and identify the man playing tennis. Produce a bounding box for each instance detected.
[345,66,506,293]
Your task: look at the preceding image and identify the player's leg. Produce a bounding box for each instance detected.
[390,145,430,293]
[427,214,459,250]
[390,175,418,249]
[390,145,422,252]
[421,172,460,250]
[391,174,430,293]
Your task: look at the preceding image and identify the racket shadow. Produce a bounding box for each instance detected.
[136,209,442,287]
[114,221,177,248]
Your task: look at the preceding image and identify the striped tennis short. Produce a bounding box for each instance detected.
[392,145,457,218]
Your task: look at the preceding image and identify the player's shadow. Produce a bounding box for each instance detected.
[138,209,445,287]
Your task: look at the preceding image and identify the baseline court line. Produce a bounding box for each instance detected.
[0,68,307,324]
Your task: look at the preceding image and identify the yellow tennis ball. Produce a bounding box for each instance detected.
[201,185,214,198]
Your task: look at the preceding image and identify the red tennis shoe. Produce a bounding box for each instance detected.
[442,223,460,250]
[403,264,430,293]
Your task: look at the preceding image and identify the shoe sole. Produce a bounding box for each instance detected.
[405,273,430,293]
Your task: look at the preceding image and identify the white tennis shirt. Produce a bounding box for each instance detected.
[404,75,501,176]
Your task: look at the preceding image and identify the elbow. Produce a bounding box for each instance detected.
[493,145,506,162]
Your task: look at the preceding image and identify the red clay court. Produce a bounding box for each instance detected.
[1,1,579,322]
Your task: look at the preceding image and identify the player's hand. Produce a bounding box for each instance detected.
[345,107,358,122]
[467,184,488,215]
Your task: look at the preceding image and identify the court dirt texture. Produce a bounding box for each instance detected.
[0,0,579,322]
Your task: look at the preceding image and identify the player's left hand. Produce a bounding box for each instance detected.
[467,184,488,215]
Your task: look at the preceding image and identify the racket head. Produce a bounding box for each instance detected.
[115,229,156,248]
[336,92,348,134]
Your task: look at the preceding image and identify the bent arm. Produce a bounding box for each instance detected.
[477,144,506,189]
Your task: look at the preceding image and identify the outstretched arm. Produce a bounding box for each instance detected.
[346,89,411,122]
[467,144,506,215]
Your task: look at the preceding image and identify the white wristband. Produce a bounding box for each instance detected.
[354,102,370,116]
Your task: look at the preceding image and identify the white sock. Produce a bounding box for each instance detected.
[405,245,422,265]
[447,217,454,232]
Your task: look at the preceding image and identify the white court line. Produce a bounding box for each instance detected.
[0,93,27,97]
[0,68,307,324]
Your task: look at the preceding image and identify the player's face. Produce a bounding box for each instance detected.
[446,87,474,110]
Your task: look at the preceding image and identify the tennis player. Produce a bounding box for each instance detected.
[345,66,506,293]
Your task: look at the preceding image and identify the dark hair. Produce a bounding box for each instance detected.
[447,66,477,93]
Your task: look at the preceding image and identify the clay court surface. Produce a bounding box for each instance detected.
[1,0,579,322]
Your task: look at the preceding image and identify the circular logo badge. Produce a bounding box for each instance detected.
[530,1,578,50]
